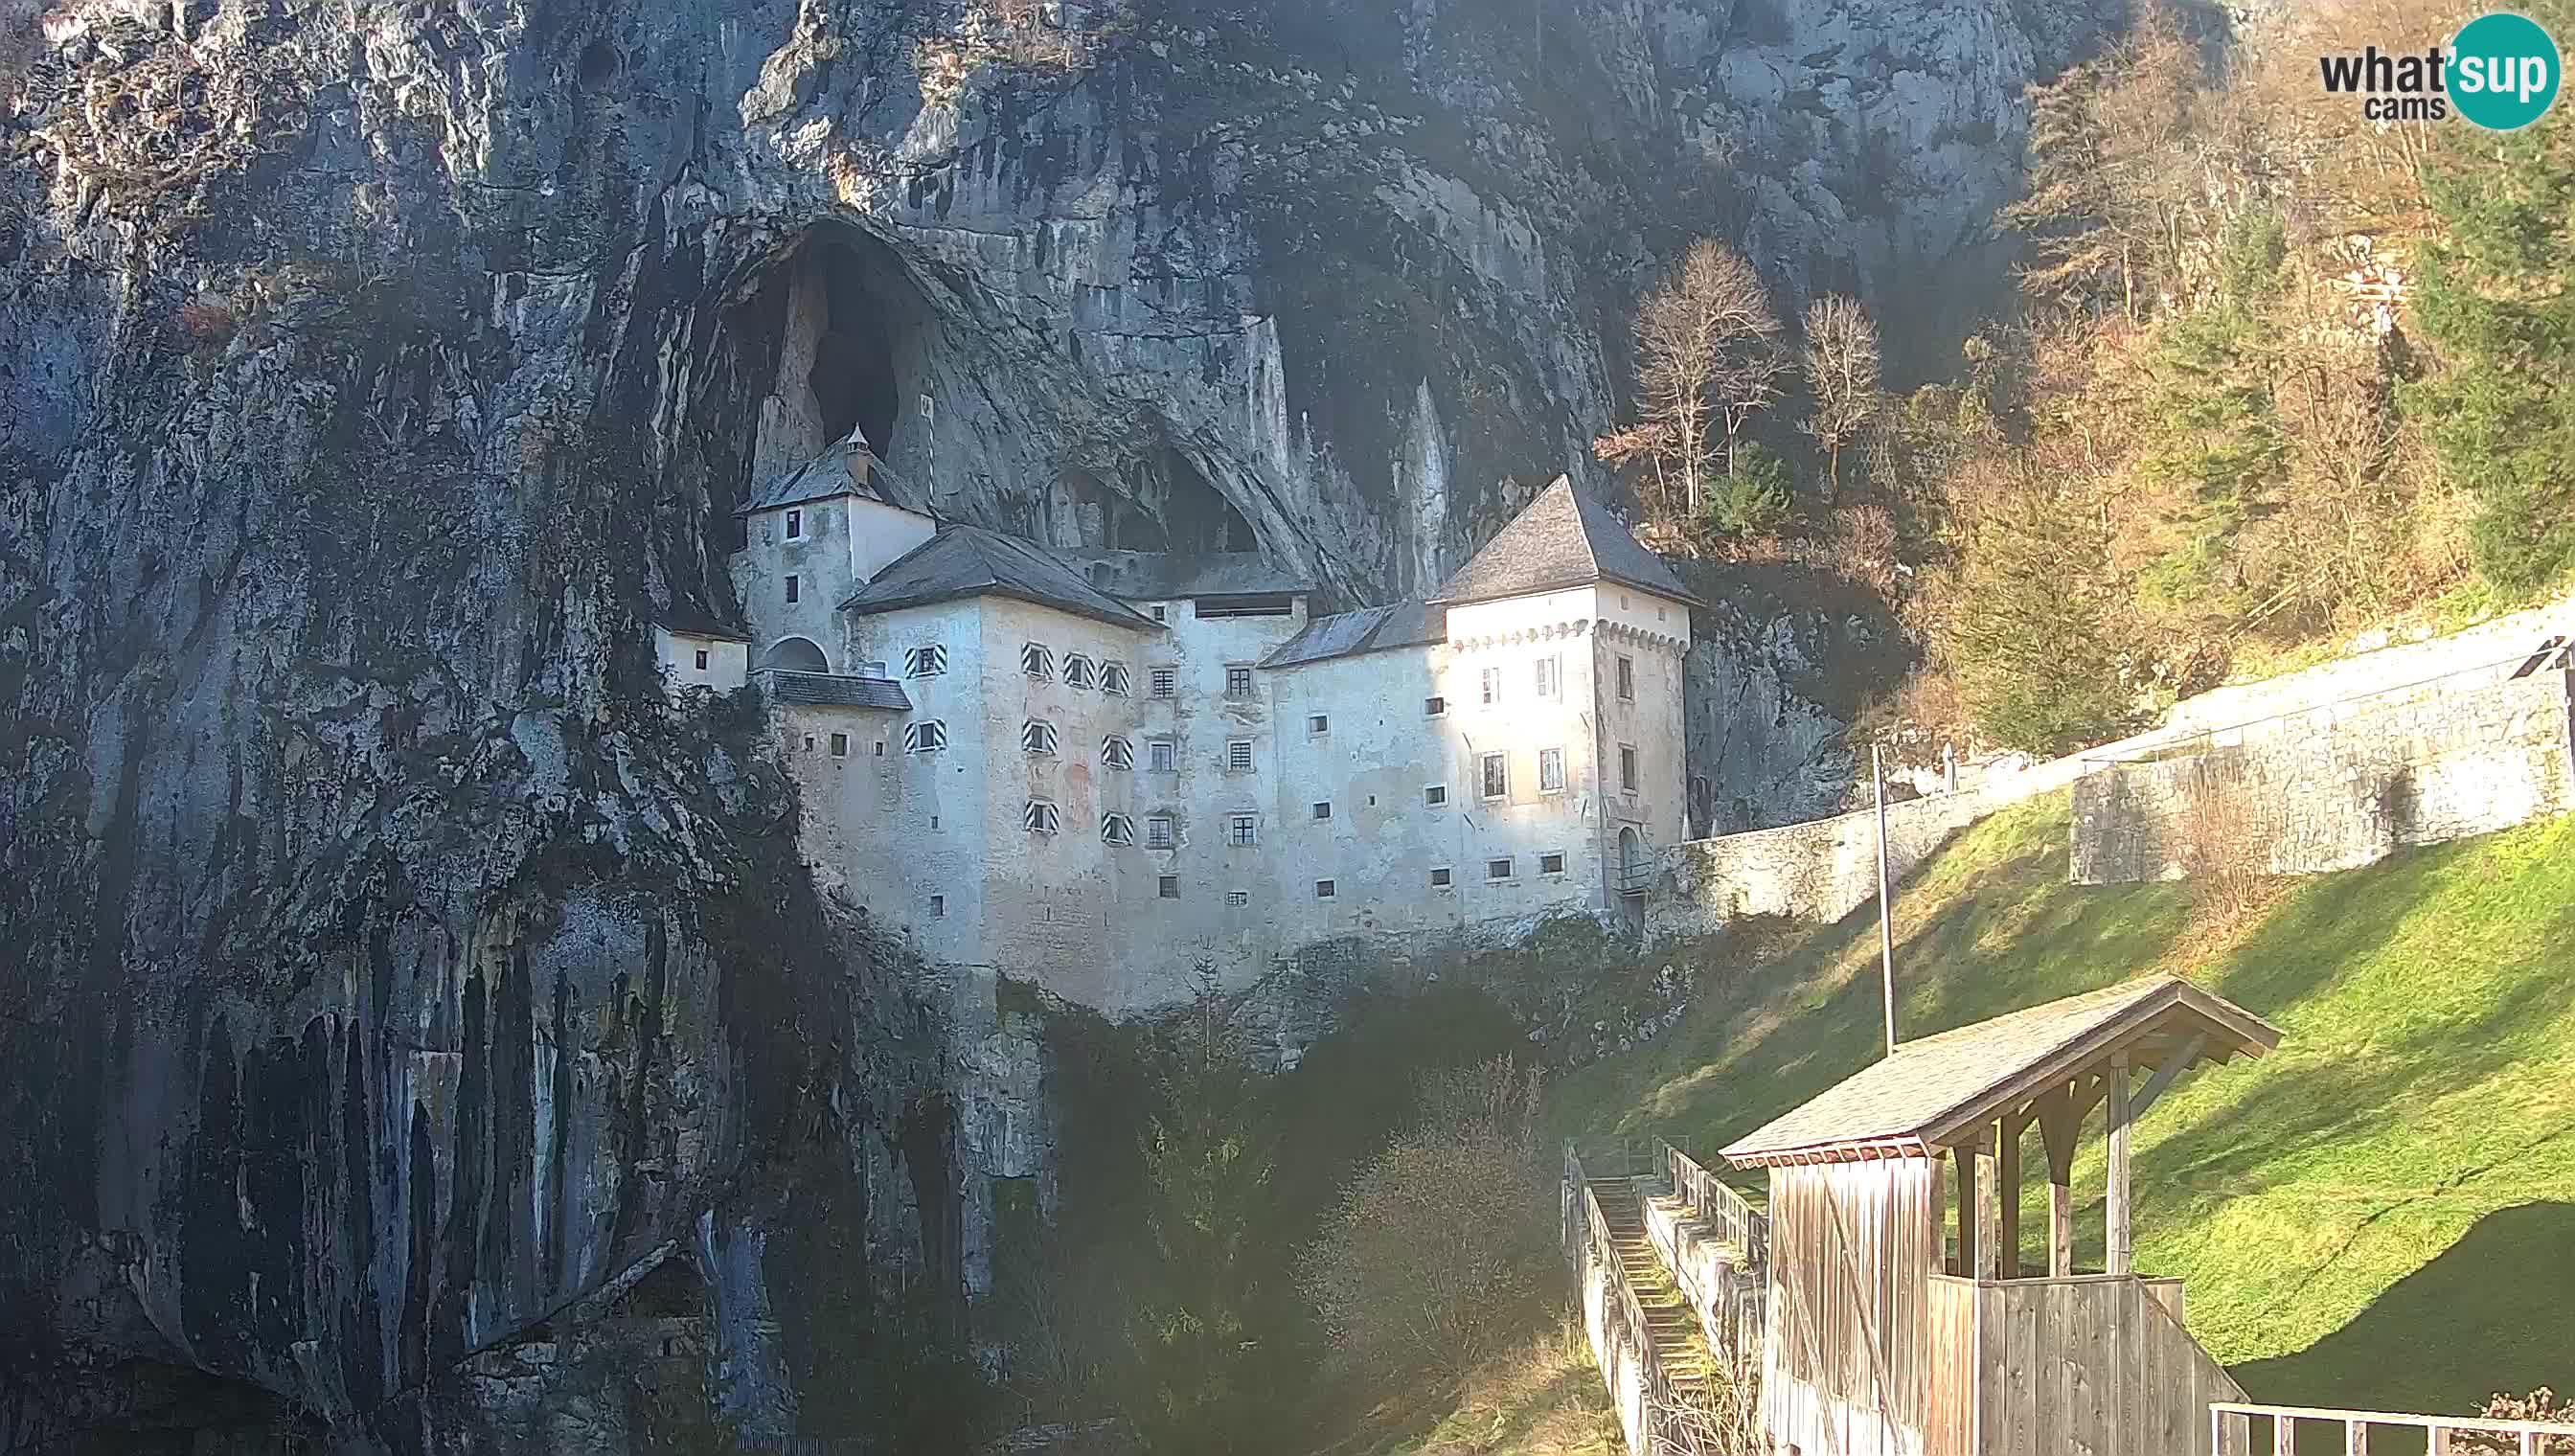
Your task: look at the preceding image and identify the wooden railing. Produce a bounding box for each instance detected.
[1664,1141,1766,1263]
[2210,1402,2575,1455]
[1563,1147,1695,1456]
[1925,1272,2243,1456]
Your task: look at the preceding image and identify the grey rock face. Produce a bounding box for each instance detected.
[0,0,2098,1445]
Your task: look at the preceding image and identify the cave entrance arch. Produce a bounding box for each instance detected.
[739,226,940,496]
[762,636,831,673]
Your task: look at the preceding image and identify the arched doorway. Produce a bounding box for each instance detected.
[1618,827,1646,892]
[762,636,830,673]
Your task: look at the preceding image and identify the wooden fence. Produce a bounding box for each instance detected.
[1563,1147,1698,1456]
[1664,1141,1766,1263]
[1925,1272,2243,1456]
[2210,1402,2575,1455]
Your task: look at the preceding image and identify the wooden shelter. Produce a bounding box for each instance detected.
[1721,976,2282,1456]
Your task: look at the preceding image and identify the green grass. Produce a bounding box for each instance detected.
[1556,795,2575,1420]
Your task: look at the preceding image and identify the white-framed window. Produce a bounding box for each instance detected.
[1151,604,1170,622]
[1620,744,1639,793]
[1025,800,1060,835]
[1311,801,1332,820]
[1227,814,1258,847]
[1487,856,1514,881]
[1102,812,1135,846]
[1308,714,1330,735]
[1430,867,1452,887]
[1225,665,1255,698]
[1480,666,1501,705]
[1315,879,1335,899]
[1151,666,1177,698]
[1102,735,1134,769]
[1147,814,1176,850]
[1064,654,1096,690]
[1022,719,1060,756]
[830,733,849,757]
[1102,661,1131,695]
[1424,785,1447,807]
[1161,875,1182,899]
[1538,747,1566,794]
[1481,752,1508,800]
[1022,643,1054,679]
[1616,655,1635,701]
[1424,694,1447,717]
[856,659,887,679]
[904,720,947,754]
[1535,654,1561,699]
[1149,739,1178,773]
[1225,889,1249,907]
[905,644,947,677]
[1541,852,1566,875]
[694,648,709,671]
[785,575,800,604]
[786,508,805,541]
[1227,739,1254,772]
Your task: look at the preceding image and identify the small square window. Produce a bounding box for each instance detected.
[1430,867,1452,887]
[1225,665,1255,698]
[1487,857,1513,881]
[905,645,948,677]
[785,508,804,540]
[694,648,710,671]
[1620,744,1639,793]
[1424,695,1447,717]
[1148,815,1176,850]
[785,575,800,604]
[1541,853,1566,875]
[1021,643,1054,680]
[1315,879,1335,899]
[802,735,815,751]
[1149,739,1178,773]
[1102,812,1135,846]
[1103,736,1134,769]
[1481,752,1508,800]
[1102,661,1130,695]
[1022,719,1060,756]
[1228,814,1258,847]
[1151,667,1177,698]
[1225,890,1249,908]
[874,740,885,757]
[1308,714,1329,735]
[1063,654,1095,690]
[1424,785,1447,808]
[904,720,948,754]
[929,894,946,918]
[1228,739,1255,772]
[1160,875,1182,899]
[1616,655,1635,701]
[1025,801,1060,835]
[1152,604,1169,622]
[1539,746,1565,794]
[1311,802,1332,820]
[830,733,849,757]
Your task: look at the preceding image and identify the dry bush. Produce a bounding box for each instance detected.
[1651,1347,1766,1456]
[176,300,237,347]
[1799,296,1883,498]
[2174,759,2275,926]
[1414,1315,1623,1456]
[1828,502,1899,604]
[2455,1388,2575,1453]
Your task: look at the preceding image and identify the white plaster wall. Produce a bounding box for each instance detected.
[733,496,858,671]
[844,495,937,590]
[653,629,749,694]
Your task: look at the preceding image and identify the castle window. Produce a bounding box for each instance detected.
[1424,695,1446,717]
[1151,666,1177,698]
[1480,666,1501,705]
[1161,876,1182,899]
[830,733,849,757]
[1225,665,1255,698]
[695,648,710,671]
[1538,747,1565,794]
[1487,857,1513,881]
[1025,801,1060,835]
[785,508,805,540]
[802,735,815,751]
[1227,739,1254,772]
[1102,661,1130,696]
[1535,654,1562,700]
[1151,604,1168,622]
[1148,814,1176,850]
[905,645,947,677]
[875,740,885,757]
[930,895,946,918]
[1149,739,1178,773]
[1541,852,1566,875]
[1308,714,1329,736]
[1481,752,1508,800]
[1227,814,1258,847]
[1102,812,1135,846]
[1311,801,1332,820]
[1424,785,1447,808]
[1616,655,1634,701]
[785,575,800,604]
[1620,744,1639,793]
[1225,890,1249,907]
[904,720,947,754]
[1315,879,1335,899]
[1430,867,1452,887]
[1102,735,1134,770]
[1064,654,1096,690]
[1022,719,1060,756]
[1022,643,1054,680]
[856,660,887,679]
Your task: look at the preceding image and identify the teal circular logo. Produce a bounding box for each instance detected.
[2450,11,2562,130]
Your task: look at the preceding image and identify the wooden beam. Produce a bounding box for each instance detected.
[1997,1113,2024,1279]
[2108,1054,2133,1276]
[2037,1082,2081,1277]
[1975,1136,2000,1281]
[2128,1031,2211,1121]
[1953,1143,1978,1278]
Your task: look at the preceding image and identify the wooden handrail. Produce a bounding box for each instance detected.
[2210,1401,2575,1454]
[1663,1141,1766,1263]
[1565,1149,1697,1450]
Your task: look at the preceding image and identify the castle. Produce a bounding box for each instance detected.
[655,434,1695,1013]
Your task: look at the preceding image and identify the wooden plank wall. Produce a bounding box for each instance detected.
[1922,1276,1980,1455]
[1766,1159,1943,1453]
[1963,1274,2247,1456]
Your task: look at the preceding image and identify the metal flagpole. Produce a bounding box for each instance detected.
[1874,742,1896,1055]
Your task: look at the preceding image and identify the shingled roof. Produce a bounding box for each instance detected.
[1056,550,1311,602]
[1430,475,1700,609]
[655,603,751,642]
[1720,976,2281,1169]
[763,671,912,711]
[839,525,1162,631]
[738,433,927,516]
[1260,599,1447,670]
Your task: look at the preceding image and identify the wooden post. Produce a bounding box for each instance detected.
[2108,1055,2133,1276]
[1996,1114,2023,1280]
[2038,1084,2080,1277]
[1975,1136,2001,1281]
[2274,1415,2296,1456]
[2346,1418,2370,1455]
[1952,1144,1978,1278]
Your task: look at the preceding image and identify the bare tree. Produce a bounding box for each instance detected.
[1626,240,1790,515]
[1799,296,1883,500]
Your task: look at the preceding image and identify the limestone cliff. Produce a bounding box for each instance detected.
[0,0,2108,1446]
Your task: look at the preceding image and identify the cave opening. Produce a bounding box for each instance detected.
[741,228,939,498]
[1150,446,1256,556]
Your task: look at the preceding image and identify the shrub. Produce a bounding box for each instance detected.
[2457,1388,2575,1453]
[176,301,238,348]
[1698,444,1794,542]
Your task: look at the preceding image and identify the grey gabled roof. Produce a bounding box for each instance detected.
[763,671,912,711]
[1429,475,1700,608]
[737,434,928,517]
[1057,550,1311,602]
[1260,599,1448,670]
[1720,977,2281,1169]
[839,525,1162,632]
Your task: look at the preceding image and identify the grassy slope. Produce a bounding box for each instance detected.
[1557,795,2575,1416]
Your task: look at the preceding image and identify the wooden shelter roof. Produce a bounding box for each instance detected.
[1720,976,2281,1169]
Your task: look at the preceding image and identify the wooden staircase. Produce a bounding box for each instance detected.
[1588,1177,1718,1394]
